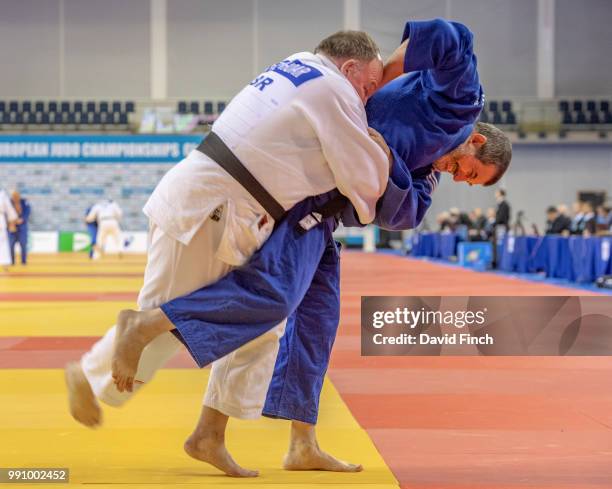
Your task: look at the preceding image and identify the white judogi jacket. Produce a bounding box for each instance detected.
[144,52,389,264]
[86,200,123,223]
[0,190,18,266]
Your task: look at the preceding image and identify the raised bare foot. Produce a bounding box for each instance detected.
[283,443,363,472]
[184,435,259,477]
[64,362,102,428]
[112,309,149,393]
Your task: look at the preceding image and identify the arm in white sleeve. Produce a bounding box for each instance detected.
[85,205,98,223]
[295,78,389,224]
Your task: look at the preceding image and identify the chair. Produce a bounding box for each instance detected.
[572,100,583,112]
[575,111,587,124]
[562,112,573,124]
[177,101,187,114]
[217,101,227,113]
[74,101,84,113]
[119,113,128,125]
[501,100,512,112]
[505,112,517,125]
[0,101,5,113]
[203,101,214,115]
[60,101,70,113]
[586,100,597,112]
[34,101,45,113]
[99,102,109,113]
[492,111,502,124]
[559,100,569,112]
[125,101,135,113]
[589,111,601,124]
[189,101,200,114]
[112,101,122,113]
[48,101,58,113]
[22,101,32,113]
[9,101,19,113]
[86,101,96,113]
[600,101,609,112]
[489,101,499,113]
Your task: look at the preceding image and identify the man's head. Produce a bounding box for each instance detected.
[433,122,512,186]
[10,189,20,203]
[315,31,383,104]
[495,188,506,202]
[546,206,559,220]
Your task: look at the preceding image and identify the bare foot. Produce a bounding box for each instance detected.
[184,435,259,477]
[64,362,102,428]
[283,443,363,472]
[112,309,149,393]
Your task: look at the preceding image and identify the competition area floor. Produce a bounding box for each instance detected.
[1,253,611,489]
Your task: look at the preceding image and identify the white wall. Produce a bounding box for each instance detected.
[1,0,610,99]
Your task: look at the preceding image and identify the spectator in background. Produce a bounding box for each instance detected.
[85,205,99,260]
[545,205,571,235]
[0,189,18,271]
[86,199,123,258]
[596,205,611,232]
[9,190,31,265]
[579,201,596,236]
[570,201,585,234]
[483,207,496,240]
[494,189,511,232]
[436,211,452,232]
[468,207,487,240]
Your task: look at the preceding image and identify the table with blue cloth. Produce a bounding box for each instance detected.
[412,232,612,285]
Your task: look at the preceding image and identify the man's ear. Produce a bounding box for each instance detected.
[340,59,359,77]
[472,132,487,148]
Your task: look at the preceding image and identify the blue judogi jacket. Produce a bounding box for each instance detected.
[10,198,31,235]
[343,18,484,230]
[161,20,485,393]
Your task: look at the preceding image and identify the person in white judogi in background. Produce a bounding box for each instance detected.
[0,189,18,271]
[86,198,123,257]
[66,30,390,477]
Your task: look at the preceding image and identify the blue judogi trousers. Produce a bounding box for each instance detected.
[161,195,341,424]
[9,225,28,265]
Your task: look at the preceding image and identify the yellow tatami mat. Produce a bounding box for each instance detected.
[0,369,397,488]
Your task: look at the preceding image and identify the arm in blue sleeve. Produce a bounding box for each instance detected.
[402,18,481,104]
[340,148,439,231]
[22,201,31,222]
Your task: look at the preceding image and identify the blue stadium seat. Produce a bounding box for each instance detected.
[0,101,5,114]
[9,101,19,113]
[559,100,569,112]
[99,102,109,113]
[119,113,128,124]
[22,101,32,113]
[92,113,101,125]
[60,101,70,113]
[189,101,200,114]
[112,101,122,113]
[35,101,45,113]
[217,101,227,113]
[204,101,214,115]
[125,101,135,113]
[48,101,58,113]
[501,100,512,112]
[589,111,601,124]
[479,110,489,123]
[39,112,50,125]
[177,101,187,114]
[572,100,583,112]
[492,111,502,124]
[52,112,63,125]
[74,101,83,113]
[586,100,597,112]
[505,112,516,125]
[605,112,612,124]
[0,112,5,125]
[13,112,24,124]
[25,112,36,124]
[489,101,499,113]
[601,101,609,112]
[66,113,76,125]
[86,101,96,113]
[575,111,587,124]
[562,111,573,124]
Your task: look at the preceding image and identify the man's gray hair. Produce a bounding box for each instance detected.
[315,30,380,62]
[475,122,512,186]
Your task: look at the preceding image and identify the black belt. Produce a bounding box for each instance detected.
[197,131,348,229]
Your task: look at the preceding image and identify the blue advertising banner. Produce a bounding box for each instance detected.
[0,134,203,163]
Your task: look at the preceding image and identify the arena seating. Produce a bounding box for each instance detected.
[558,99,612,127]
[478,100,518,126]
[0,100,134,130]
[176,100,227,118]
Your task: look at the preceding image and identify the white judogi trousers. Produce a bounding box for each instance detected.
[81,206,286,419]
[96,219,122,253]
